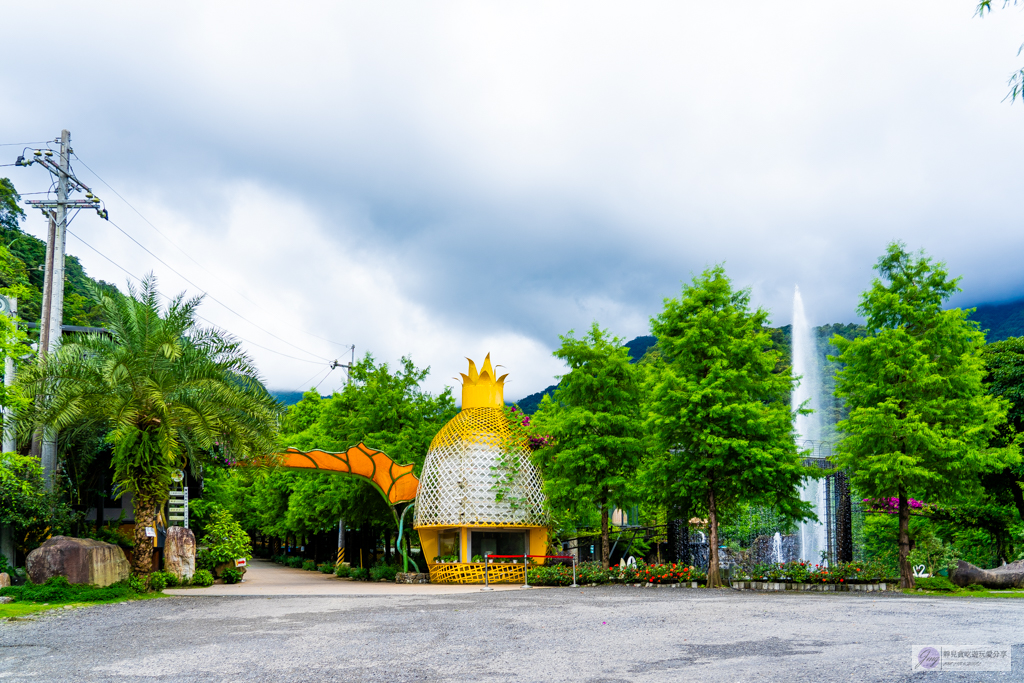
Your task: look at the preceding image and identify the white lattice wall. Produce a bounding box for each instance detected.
[414,407,547,527]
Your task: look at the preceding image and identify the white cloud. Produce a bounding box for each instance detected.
[2,0,1023,398]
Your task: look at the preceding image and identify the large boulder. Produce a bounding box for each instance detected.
[26,536,130,587]
[951,559,1024,589]
[164,526,196,582]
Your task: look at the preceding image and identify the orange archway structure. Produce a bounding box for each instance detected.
[275,443,419,506]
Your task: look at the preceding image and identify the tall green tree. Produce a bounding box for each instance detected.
[831,243,1016,588]
[531,323,645,568]
[983,336,1024,521]
[17,274,281,574]
[645,266,809,587]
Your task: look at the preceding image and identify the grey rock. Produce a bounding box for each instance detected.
[163,527,196,581]
[25,536,129,587]
[0,596,12,604]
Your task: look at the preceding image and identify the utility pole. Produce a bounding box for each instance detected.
[1,295,16,569]
[16,130,108,490]
[3,297,18,454]
[330,344,356,386]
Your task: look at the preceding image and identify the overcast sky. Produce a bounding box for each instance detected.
[2,1,1023,400]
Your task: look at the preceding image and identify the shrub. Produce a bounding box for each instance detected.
[528,563,576,586]
[221,567,243,584]
[370,564,398,582]
[285,556,304,569]
[128,574,148,593]
[349,567,370,581]
[335,564,351,578]
[0,575,138,603]
[576,561,613,585]
[148,571,173,591]
[966,583,987,592]
[317,562,334,574]
[915,576,958,592]
[302,560,317,571]
[639,563,706,584]
[199,507,252,565]
[196,549,216,572]
[191,569,214,587]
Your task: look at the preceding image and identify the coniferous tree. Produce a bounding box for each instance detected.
[532,323,645,568]
[832,243,1017,588]
[645,266,809,587]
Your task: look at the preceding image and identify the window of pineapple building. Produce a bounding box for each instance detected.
[437,529,460,562]
[471,530,527,562]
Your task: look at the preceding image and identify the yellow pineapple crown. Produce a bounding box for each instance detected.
[459,354,507,409]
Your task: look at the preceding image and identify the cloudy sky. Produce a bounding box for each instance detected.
[2,1,1022,400]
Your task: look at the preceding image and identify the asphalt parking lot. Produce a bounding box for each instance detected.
[2,579,1022,682]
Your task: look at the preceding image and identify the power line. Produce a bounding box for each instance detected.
[99,215,331,363]
[71,154,353,350]
[313,366,337,392]
[65,228,329,366]
[0,141,52,147]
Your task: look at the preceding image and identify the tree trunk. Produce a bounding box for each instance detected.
[132,493,157,575]
[707,487,721,587]
[897,485,914,589]
[600,507,610,569]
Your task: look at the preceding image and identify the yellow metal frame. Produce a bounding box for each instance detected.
[428,561,526,584]
[274,442,419,505]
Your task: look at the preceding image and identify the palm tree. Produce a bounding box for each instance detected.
[18,274,281,574]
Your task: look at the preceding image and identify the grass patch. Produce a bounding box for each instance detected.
[902,586,1024,599]
[0,592,166,620]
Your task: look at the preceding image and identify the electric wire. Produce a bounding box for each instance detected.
[312,366,336,392]
[0,141,52,147]
[65,228,329,366]
[293,366,332,393]
[100,215,330,363]
[20,148,345,367]
[71,154,352,350]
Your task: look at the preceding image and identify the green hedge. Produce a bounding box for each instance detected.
[0,576,140,603]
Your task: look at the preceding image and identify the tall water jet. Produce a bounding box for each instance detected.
[791,286,826,563]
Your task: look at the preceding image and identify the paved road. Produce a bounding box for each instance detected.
[2,584,1021,681]
[165,559,525,596]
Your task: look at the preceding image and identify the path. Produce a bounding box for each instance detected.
[165,558,526,596]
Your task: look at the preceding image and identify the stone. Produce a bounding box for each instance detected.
[0,596,12,604]
[952,559,1024,589]
[163,527,196,582]
[25,536,129,587]
[0,572,9,589]
[395,572,430,584]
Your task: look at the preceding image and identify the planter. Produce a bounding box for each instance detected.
[395,572,430,584]
[730,581,892,592]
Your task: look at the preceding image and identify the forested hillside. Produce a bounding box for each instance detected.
[970,298,1024,342]
[0,178,117,333]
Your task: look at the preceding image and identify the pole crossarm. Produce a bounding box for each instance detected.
[270,443,420,505]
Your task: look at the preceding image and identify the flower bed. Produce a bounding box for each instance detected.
[526,561,707,586]
[740,560,893,585]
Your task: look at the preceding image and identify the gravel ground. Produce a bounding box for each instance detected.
[1,587,1021,682]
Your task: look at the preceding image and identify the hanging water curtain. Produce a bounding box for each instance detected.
[414,354,548,584]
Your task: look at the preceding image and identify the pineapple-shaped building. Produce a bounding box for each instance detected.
[414,354,548,583]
